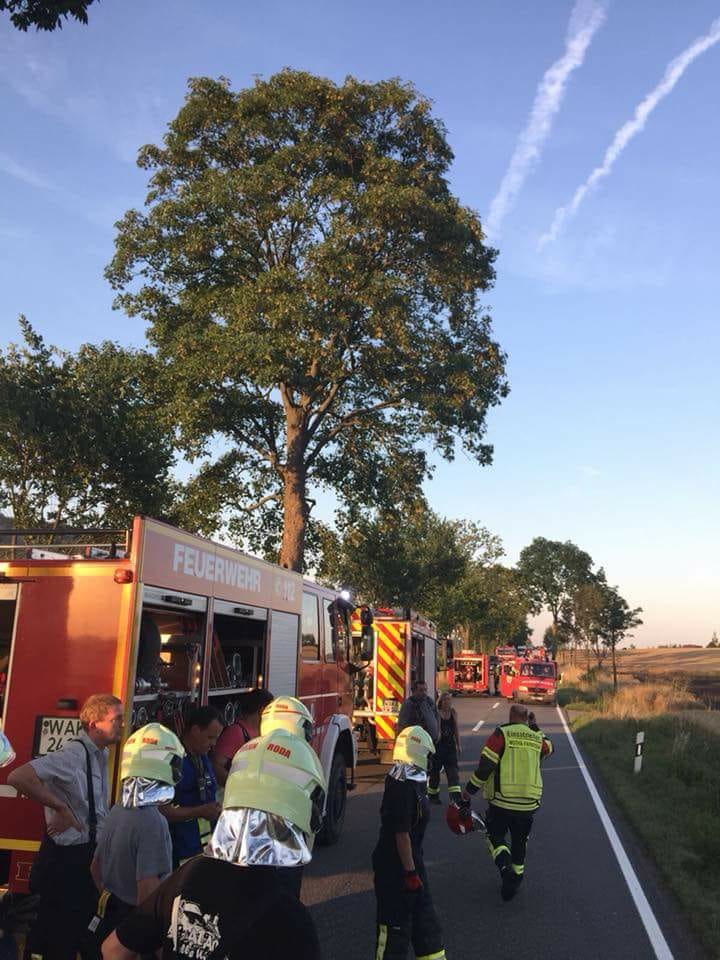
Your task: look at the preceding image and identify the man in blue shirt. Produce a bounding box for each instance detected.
[160,705,223,866]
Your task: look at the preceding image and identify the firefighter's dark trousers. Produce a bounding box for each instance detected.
[485,803,534,887]
[25,837,97,960]
[373,858,446,959]
[428,744,460,799]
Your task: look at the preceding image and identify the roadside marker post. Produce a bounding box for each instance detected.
[634,731,645,774]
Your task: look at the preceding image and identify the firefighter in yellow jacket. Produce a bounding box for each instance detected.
[458,704,552,901]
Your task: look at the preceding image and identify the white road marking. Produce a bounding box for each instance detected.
[492,702,500,709]
[556,706,674,960]
[472,720,485,732]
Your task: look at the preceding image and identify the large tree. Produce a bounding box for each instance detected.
[107,71,507,572]
[0,317,177,533]
[0,0,96,30]
[517,537,596,650]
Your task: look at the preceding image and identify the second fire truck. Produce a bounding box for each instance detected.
[350,607,438,764]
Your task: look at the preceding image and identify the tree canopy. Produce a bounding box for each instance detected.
[0,0,96,30]
[317,505,533,648]
[317,507,502,636]
[107,71,507,571]
[0,317,177,531]
[517,537,596,630]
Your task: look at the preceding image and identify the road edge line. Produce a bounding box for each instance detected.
[555,705,674,960]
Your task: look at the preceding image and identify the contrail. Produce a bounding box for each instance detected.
[485,0,606,240]
[539,15,720,247]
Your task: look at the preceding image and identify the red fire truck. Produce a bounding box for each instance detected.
[513,657,558,705]
[498,648,558,705]
[447,650,488,695]
[350,607,437,764]
[0,517,357,890]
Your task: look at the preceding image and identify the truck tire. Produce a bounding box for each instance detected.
[317,752,347,846]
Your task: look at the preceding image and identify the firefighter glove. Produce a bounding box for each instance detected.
[404,870,423,892]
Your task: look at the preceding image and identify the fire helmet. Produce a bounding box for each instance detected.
[223,730,327,837]
[260,696,313,744]
[120,723,185,785]
[446,802,486,836]
[0,729,15,768]
[393,725,435,771]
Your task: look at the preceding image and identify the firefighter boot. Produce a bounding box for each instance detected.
[501,864,524,902]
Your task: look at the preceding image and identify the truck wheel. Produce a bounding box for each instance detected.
[317,752,347,847]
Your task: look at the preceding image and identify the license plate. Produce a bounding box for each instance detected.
[33,716,83,757]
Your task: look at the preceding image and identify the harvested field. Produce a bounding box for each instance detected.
[617,647,720,675]
[616,648,720,707]
[559,648,720,707]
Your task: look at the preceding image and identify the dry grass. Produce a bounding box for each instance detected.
[599,681,702,719]
[559,664,706,719]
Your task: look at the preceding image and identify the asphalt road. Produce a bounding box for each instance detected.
[303,697,700,960]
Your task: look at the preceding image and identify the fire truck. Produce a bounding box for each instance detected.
[0,517,357,891]
[447,650,488,695]
[513,655,558,705]
[498,648,558,705]
[350,607,437,764]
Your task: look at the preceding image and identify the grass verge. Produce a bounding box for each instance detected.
[572,711,720,956]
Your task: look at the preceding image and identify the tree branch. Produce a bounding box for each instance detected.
[240,492,281,512]
[306,396,404,467]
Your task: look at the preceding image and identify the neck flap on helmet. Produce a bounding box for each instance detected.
[121,777,176,808]
[207,808,313,868]
[389,760,428,783]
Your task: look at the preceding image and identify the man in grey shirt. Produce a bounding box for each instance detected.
[9,693,123,960]
[397,680,439,743]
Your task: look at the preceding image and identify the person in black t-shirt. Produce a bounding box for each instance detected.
[101,729,326,960]
[372,725,446,960]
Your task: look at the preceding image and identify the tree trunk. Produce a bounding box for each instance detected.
[612,640,618,692]
[278,421,309,573]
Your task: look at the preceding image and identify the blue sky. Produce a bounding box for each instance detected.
[1,0,718,646]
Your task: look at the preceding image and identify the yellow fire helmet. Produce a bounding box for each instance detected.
[260,696,313,743]
[120,722,185,785]
[393,725,436,771]
[224,729,327,837]
[0,729,15,768]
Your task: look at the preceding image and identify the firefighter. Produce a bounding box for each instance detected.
[101,729,325,960]
[88,723,184,952]
[372,725,447,960]
[457,704,553,901]
[258,694,315,898]
[259,694,314,742]
[428,693,461,806]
